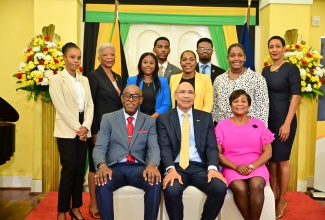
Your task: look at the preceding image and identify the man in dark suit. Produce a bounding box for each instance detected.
[195,38,226,83]
[93,85,161,220]
[157,82,227,220]
[153,36,182,79]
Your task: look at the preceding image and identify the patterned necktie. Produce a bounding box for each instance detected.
[179,113,190,169]
[202,64,208,74]
[158,65,164,76]
[126,117,135,162]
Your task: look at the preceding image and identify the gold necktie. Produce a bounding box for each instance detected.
[179,113,190,169]
[158,65,164,76]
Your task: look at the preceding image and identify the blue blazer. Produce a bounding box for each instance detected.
[126,76,171,115]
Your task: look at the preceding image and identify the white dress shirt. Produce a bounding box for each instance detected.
[66,71,85,112]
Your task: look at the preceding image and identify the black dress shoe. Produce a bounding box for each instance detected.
[69,209,85,220]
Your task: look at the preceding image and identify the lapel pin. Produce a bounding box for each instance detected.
[212,69,215,73]
[197,119,200,122]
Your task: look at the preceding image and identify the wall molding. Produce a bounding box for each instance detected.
[260,0,313,9]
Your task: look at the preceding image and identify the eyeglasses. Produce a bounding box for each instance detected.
[175,90,195,95]
[197,47,213,51]
[122,93,142,101]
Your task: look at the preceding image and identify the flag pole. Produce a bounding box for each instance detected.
[247,0,251,30]
[114,0,119,22]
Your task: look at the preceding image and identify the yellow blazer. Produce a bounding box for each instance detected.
[49,69,94,138]
[169,71,214,113]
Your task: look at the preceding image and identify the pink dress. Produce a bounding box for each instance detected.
[215,117,274,185]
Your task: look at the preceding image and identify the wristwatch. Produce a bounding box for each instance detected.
[248,164,255,170]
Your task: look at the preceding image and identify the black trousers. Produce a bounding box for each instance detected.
[163,162,227,220]
[57,113,88,212]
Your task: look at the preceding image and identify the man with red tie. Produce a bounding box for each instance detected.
[93,85,161,220]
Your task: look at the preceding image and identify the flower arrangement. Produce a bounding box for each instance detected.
[264,42,325,101]
[13,24,82,102]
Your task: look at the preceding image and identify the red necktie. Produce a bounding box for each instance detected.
[126,117,135,162]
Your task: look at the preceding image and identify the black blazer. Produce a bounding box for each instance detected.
[195,63,226,84]
[157,108,220,171]
[87,65,124,135]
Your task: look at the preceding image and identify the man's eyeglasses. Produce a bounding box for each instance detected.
[197,47,213,51]
[175,90,195,95]
[122,93,142,101]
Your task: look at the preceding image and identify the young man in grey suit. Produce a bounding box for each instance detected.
[153,36,182,79]
[158,82,227,220]
[93,85,161,220]
[195,38,226,84]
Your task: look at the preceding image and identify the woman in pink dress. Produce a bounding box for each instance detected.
[215,89,274,220]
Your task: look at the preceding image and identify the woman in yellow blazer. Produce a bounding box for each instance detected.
[49,42,94,220]
[170,50,213,113]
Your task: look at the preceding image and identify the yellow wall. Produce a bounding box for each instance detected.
[0,0,36,176]
[0,0,81,180]
[311,0,325,140]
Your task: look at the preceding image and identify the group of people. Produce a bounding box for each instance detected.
[49,35,301,220]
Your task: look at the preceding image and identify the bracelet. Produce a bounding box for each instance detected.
[98,163,107,170]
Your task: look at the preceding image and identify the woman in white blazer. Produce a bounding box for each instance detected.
[49,42,94,220]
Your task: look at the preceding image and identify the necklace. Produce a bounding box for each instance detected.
[271,61,285,72]
[228,68,246,80]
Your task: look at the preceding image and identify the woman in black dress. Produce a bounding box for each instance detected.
[87,43,123,218]
[262,36,301,218]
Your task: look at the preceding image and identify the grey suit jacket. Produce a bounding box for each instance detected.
[93,109,160,168]
[164,62,182,79]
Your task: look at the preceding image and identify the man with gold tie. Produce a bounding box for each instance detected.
[153,36,182,79]
[157,82,227,220]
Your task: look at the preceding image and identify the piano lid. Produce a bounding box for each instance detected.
[0,97,19,122]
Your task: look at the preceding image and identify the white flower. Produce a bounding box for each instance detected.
[45,42,56,48]
[37,65,45,72]
[305,84,313,92]
[44,55,53,60]
[300,68,307,77]
[57,51,63,56]
[34,53,46,60]
[44,70,54,78]
[284,52,295,58]
[40,77,49,86]
[314,67,322,77]
[32,46,40,52]
[22,48,29,53]
[19,62,26,71]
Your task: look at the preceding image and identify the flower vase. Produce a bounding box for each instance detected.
[37,101,60,201]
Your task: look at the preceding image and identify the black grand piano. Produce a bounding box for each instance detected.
[0,97,19,165]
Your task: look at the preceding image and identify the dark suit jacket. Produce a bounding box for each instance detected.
[164,62,182,79]
[93,109,160,167]
[157,108,220,172]
[87,65,124,135]
[195,63,226,84]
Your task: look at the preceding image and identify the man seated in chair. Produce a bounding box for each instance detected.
[157,82,227,220]
[93,85,161,220]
